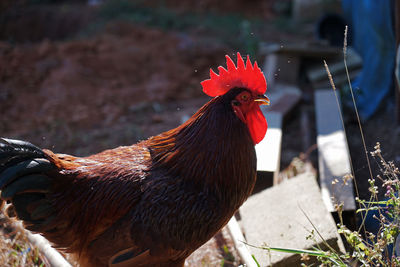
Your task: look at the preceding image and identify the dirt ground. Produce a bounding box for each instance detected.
[1,0,398,266]
[0,23,223,153]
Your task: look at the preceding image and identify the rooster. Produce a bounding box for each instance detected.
[0,52,269,267]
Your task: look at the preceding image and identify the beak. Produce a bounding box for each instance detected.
[254,94,270,106]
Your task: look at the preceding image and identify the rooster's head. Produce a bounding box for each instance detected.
[201,52,269,144]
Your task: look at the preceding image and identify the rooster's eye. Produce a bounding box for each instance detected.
[241,93,250,102]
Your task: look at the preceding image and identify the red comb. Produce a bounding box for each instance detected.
[201,52,267,97]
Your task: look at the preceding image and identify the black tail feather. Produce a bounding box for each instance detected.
[0,138,57,227]
[0,138,46,172]
[0,158,54,188]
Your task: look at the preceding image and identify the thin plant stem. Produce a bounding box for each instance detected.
[343,26,374,187]
[343,26,377,233]
[323,60,359,199]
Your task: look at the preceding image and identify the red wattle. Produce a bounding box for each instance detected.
[246,106,267,145]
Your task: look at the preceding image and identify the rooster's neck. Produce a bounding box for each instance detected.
[146,95,257,205]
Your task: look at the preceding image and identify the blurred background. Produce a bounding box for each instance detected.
[0,0,333,155]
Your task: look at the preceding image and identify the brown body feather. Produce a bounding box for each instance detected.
[0,88,257,266]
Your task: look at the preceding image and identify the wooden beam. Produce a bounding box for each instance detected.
[256,111,282,185]
[263,53,300,89]
[307,48,362,83]
[239,172,345,266]
[260,43,340,58]
[227,217,257,267]
[268,92,302,115]
[311,69,360,89]
[255,84,302,186]
[315,89,355,212]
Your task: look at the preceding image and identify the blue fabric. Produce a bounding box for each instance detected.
[342,0,396,120]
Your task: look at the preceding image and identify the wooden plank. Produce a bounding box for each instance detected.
[240,172,345,266]
[227,217,257,267]
[260,43,340,58]
[307,48,362,83]
[269,92,301,115]
[311,69,360,89]
[263,53,300,89]
[8,220,73,267]
[315,89,356,212]
[267,83,302,104]
[255,111,282,184]
[255,84,302,186]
